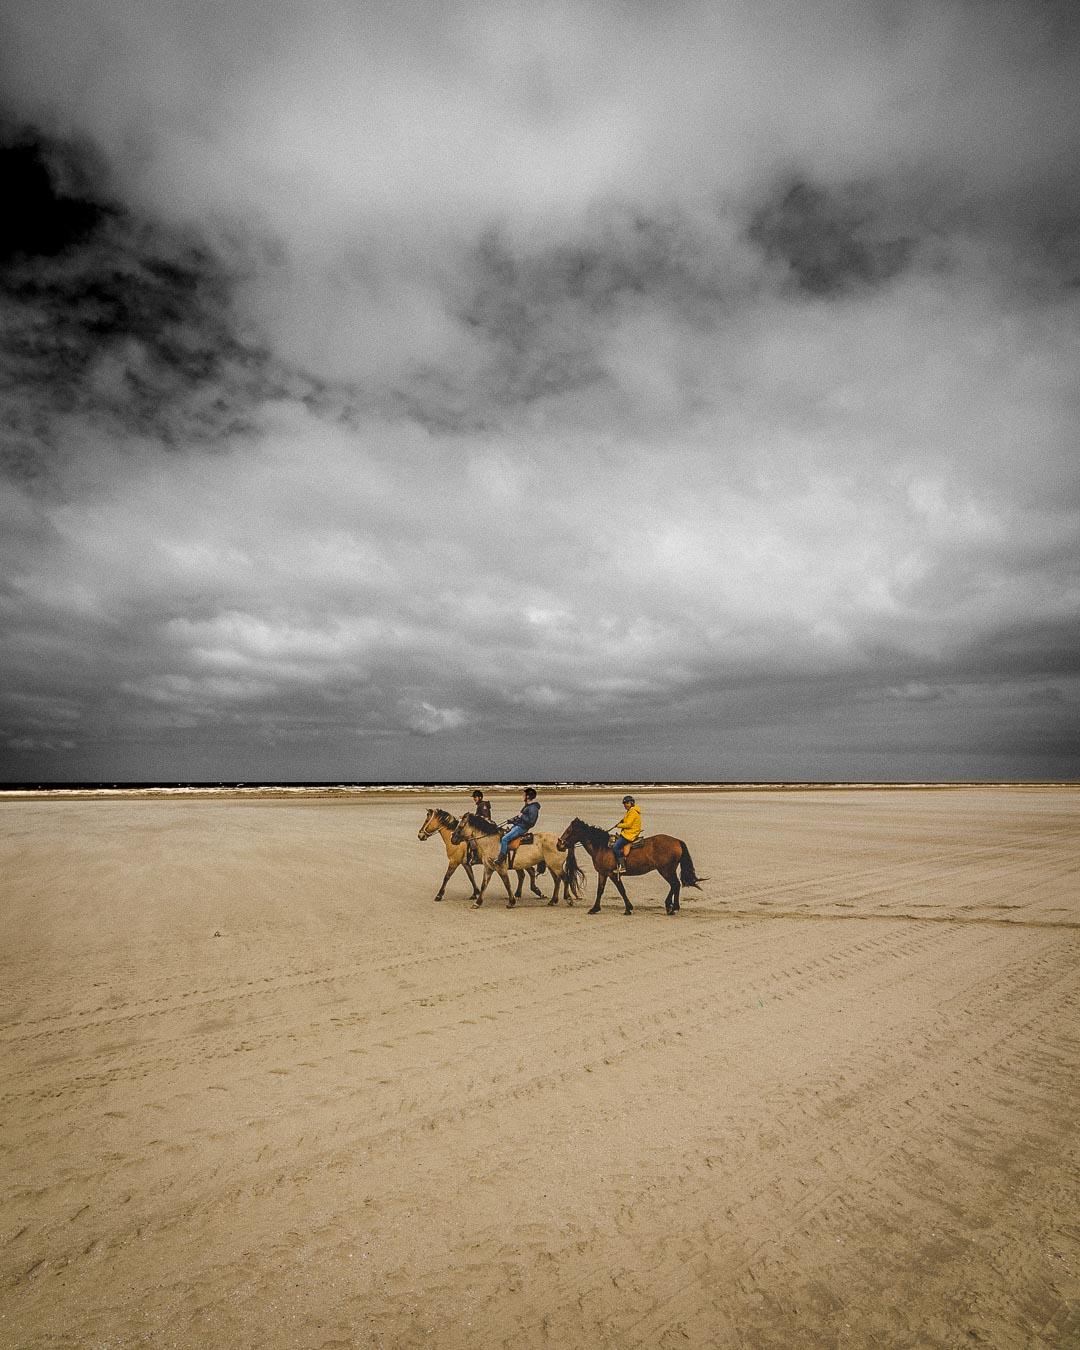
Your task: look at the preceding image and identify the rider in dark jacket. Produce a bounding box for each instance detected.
[498,787,540,864]
[466,789,492,863]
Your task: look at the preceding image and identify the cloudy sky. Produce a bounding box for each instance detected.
[1,0,1078,783]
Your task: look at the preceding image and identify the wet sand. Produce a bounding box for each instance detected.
[2,787,1078,1348]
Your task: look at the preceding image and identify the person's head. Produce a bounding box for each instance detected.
[471,789,483,802]
[523,786,537,800]
[623,795,635,806]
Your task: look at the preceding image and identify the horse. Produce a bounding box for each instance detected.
[556,818,704,915]
[417,809,546,904]
[450,813,584,909]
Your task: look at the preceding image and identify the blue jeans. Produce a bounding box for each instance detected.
[499,824,527,863]
[612,835,629,864]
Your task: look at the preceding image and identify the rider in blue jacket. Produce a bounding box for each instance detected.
[498,787,540,864]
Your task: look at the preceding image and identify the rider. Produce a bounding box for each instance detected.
[498,786,540,866]
[610,794,642,874]
[470,788,492,821]
[466,789,492,864]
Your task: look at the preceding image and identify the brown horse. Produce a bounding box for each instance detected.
[556,818,704,915]
[417,809,482,902]
[450,813,584,909]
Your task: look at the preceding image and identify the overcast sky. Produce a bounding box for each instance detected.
[1,0,1078,783]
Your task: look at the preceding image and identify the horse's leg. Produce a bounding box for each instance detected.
[528,866,543,897]
[462,860,481,900]
[610,873,634,915]
[497,861,517,908]
[548,871,561,906]
[660,861,679,914]
[514,867,525,899]
[472,863,493,908]
[479,850,516,907]
[588,873,608,915]
[434,859,457,902]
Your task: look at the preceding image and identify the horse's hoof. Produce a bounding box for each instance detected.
[587,907,600,915]
[547,898,558,907]
[471,900,483,909]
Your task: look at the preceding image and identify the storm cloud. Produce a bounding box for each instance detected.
[1,0,1078,781]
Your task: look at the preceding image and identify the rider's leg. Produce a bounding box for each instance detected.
[498,825,526,864]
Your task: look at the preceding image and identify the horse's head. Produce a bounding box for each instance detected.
[556,818,584,852]
[419,808,456,841]
[450,813,473,846]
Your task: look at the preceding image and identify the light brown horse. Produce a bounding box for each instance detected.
[556,817,704,915]
[418,809,545,904]
[450,813,584,909]
[418,809,481,902]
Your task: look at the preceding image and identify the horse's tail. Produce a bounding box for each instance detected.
[563,845,585,901]
[679,843,705,890]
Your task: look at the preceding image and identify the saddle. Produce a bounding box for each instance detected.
[506,832,534,851]
[609,834,645,852]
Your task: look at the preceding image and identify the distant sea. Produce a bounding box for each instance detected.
[0,781,1052,798]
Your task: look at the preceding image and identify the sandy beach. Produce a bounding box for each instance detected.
[2,786,1078,1349]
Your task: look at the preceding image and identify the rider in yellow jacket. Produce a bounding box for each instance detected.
[611,795,642,873]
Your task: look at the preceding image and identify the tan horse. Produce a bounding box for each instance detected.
[418,809,544,904]
[556,817,704,915]
[450,813,583,909]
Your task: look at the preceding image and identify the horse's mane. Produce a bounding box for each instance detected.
[464,811,502,836]
[431,809,459,827]
[573,819,612,848]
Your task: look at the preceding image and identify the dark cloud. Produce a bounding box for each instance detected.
[0,123,275,476]
[747,181,915,296]
[0,124,108,263]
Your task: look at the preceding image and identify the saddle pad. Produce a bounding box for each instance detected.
[509,833,534,846]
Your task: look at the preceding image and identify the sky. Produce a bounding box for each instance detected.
[1,0,1078,783]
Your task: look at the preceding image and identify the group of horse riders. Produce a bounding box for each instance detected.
[421,788,703,914]
[468,785,642,875]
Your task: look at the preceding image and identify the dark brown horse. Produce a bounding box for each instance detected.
[556,818,704,915]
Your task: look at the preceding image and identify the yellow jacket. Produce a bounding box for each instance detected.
[614,804,642,841]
